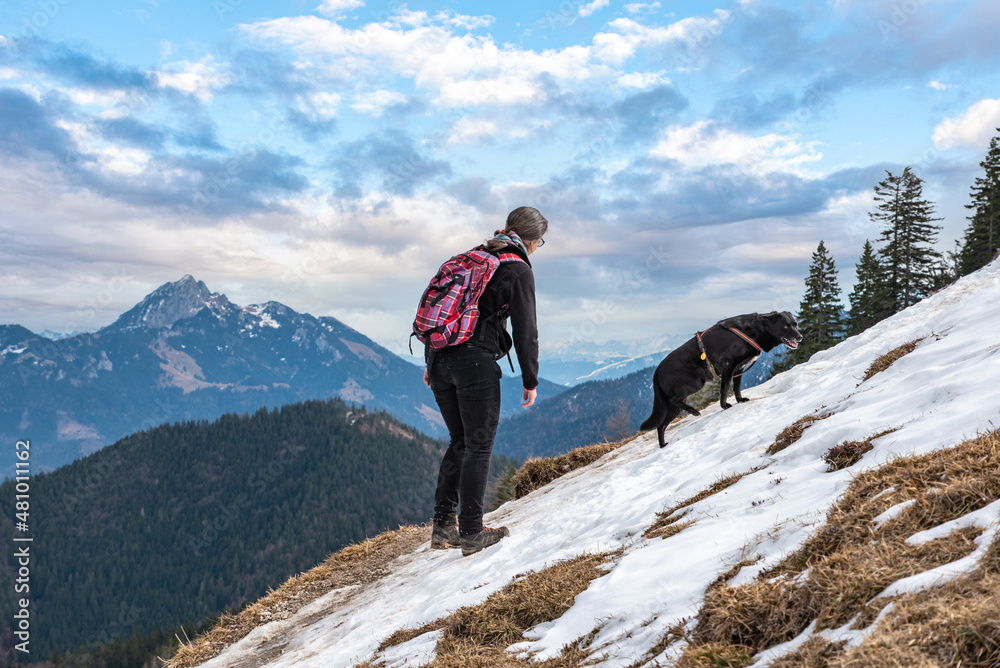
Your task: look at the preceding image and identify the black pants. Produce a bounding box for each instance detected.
[428,344,502,536]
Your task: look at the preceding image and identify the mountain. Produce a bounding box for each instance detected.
[538,335,681,385]
[176,260,1000,667]
[0,399,453,658]
[0,276,562,476]
[494,366,655,460]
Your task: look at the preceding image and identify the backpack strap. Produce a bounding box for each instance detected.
[482,249,526,372]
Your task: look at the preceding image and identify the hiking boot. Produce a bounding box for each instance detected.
[460,526,509,557]
[431,521,460,549]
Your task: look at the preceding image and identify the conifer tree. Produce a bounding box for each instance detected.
[959,130,1000,276]
[869,166,942,313]
[847,239,888,335]
[786,240,843,367]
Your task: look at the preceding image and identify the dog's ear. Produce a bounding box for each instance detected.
[761,311,779,321]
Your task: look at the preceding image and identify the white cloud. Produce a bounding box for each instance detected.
[436,11,495,30]
[933,99,1000,149]
[614,71,671,89]
[447,117,498,145]
[651,121,822,175]
[316,0,363,17]
[242,15,611,108]
[351,89,407,116]
[156,56,230,101]
[305,91,342,117]
[579,0,610,18]
[928,80,951,90]
[624,2,661,13]
[593,11,730,65]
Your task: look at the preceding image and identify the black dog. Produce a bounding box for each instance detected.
[640,311,803,448]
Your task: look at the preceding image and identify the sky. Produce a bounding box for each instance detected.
[1,0,999,359]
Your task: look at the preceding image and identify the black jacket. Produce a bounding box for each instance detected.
[426,242,539,389]
[472,243,539,389]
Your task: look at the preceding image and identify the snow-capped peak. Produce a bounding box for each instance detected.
[106,275,233,331]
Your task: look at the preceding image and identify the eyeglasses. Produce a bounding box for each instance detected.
[537,238,545,247]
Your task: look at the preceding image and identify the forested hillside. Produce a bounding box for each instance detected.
[0,399,451,659]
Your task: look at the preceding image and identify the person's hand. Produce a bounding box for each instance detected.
[521,386,537,407]
[423,367,430,386]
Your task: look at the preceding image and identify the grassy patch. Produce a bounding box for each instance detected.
[768,637,847,667]
[766,412,832,455]
[164,525,428,668]
[674,643,754,668]
[508,434,640,500]
[822,428,900,471]
[861,338,924,383]
[378,551,621,667]
[835,557,1000,667]
[644,467,766,539]
[684,429,1000,662]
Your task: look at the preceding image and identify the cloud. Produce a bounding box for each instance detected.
[97,116,167,150]
[614,71,671,89]
[447,117,498,146]
[593,12,731,65]
[0,87,77,159]
[157,56,230,101]
[351,89,408,116]
[439,12,495,31]
[625,2,661,14]
[650,121,822,176]
[316,0,364,17]
[612,84,688,143]
[39,45,155,90]
[578,0,610,18]
[240,14,612,108]
[933,99,1000,149]
[328,130,451,198]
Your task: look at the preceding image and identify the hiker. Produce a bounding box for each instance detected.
[416,206,547,556]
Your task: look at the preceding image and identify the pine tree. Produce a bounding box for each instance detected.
[869,166,943,313]
[787,240,843,366]
[847,239,889,335]
[959,130,1000,276]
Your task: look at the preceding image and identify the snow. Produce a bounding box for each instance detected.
[870,499,916,528]
[201,260,1000,668]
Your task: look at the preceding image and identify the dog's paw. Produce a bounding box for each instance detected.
[737,396,750,403]
[721,402,732,410]
[691,409,701,417]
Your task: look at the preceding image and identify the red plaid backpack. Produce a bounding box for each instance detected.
[412,247,525,350]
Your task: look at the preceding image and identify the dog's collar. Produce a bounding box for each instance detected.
[696,328,721,380]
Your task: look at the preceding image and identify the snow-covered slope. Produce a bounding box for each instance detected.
[200,260,1000,668]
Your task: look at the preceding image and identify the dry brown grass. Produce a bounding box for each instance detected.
[674,643,754,668]
[768,637,847,667]
[832,564,1000,667]
[861,338,924,383]
[375,551,622,667]
[644,467,766,539]
[766,412,832,455]
[684,429,1000,662]
[509,433,641,500]
[822,427,900,471]
[164,525,428,668]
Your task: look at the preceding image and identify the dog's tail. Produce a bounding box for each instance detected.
[639,384,669,432]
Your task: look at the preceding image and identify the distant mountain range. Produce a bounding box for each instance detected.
[0,275,561,476]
